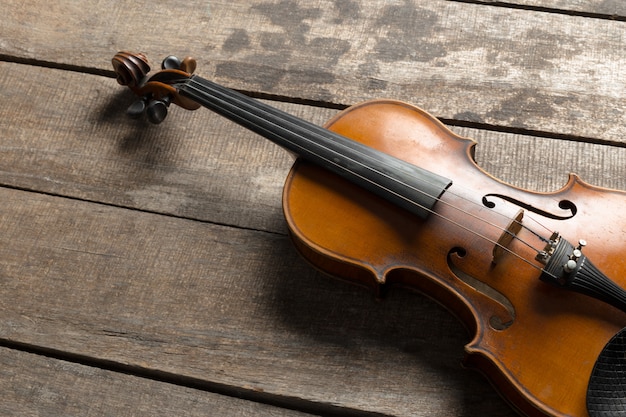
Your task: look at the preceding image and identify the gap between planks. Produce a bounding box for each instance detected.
[448,0,626,20]
[1,54,624,150]
[2,0,626,142]
[0,338,389,417]
[0,346,322,417]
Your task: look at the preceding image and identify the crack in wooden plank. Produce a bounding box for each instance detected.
[0,338,395,417]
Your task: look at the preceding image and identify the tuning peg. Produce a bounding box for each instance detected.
[126,97,148,119]
[161,55,182,70]
[146,96,172,124]
[161,55,197,73]
[125,93,172,124]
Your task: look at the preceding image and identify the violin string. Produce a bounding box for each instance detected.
[185,77,559,254]
[182,78,524,232]
[182,78,550,265]
[516,215,553,244]
[181,77,554,273]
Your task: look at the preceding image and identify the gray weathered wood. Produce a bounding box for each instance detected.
[0,187,514,416]
[0,61,307,233]
[454,126,626,193]
[3,1,626,416]
[1,0,625,142]
[0,347,316,417]
[494,0,626,15]
[1,62,624,235]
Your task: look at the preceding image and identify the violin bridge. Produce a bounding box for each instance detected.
[492,210,524,264]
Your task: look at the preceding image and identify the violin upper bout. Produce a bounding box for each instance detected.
[282,99,475,294]
[325,99,477,176]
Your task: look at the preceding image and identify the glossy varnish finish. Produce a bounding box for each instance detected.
[91,47,626,415]
[284,100,626,417]
[3,0,626,416]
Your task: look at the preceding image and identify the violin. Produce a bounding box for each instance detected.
[112,51,626,417]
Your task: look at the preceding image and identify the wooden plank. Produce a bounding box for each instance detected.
[497,0,626,16]
[0,347,315,417]
[1,0,625,142]
[0,61,330,233]
[2,2,624,416]
[454,126,626,193]
[1,62,625,233]
[0,186,514,417]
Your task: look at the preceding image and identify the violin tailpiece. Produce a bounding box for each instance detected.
[539,236,626,314]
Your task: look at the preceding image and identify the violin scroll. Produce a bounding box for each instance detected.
[112,51,150,87]
[112,51,201,124]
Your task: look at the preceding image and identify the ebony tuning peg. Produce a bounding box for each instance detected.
[161,54,197,74]
[126,97,147,119]
[123,55,180,124]
[125,95,172,124]
[116,53,195,124]
[161,55,182,70]
[146,96,171,124]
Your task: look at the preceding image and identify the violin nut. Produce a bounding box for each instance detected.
[112,51,151,87]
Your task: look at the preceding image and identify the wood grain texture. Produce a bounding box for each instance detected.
[2,0,626,416]
[1,0,625,142]
[496,0,626,15]
[0,61,305,233]
[454,126,626,193]
[1,61,625,232]
[0,187,514,416]
[0,347,315,417]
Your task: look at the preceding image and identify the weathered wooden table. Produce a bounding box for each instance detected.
[1,1,626,416]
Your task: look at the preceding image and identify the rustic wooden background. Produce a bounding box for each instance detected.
[1,1,625,416]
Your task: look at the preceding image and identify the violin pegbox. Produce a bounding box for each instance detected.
[112,51,201,124]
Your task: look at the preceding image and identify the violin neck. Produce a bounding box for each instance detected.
[178,75,452,219]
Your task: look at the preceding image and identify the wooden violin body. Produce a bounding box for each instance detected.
[284,99,626,417]
[113,52,626,417]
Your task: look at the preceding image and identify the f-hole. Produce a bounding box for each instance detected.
[447,247,516,330]
[482,193,577,220]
